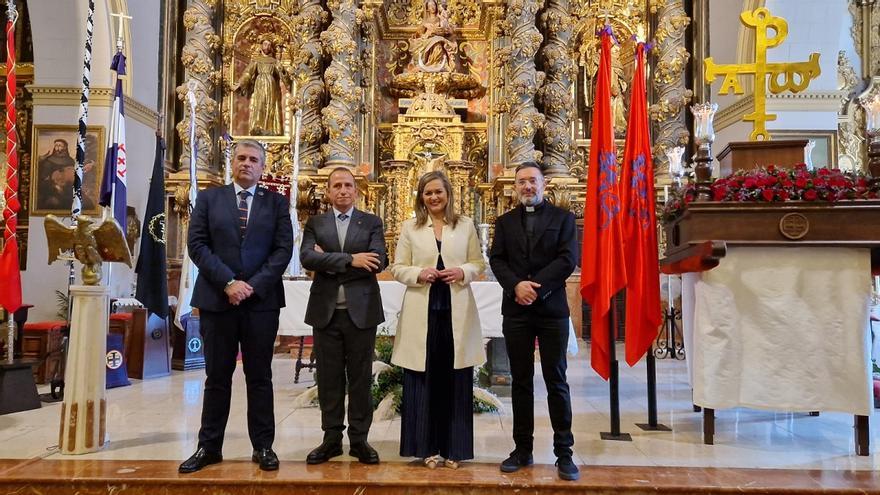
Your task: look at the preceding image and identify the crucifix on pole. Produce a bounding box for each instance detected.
[110,11,132,53]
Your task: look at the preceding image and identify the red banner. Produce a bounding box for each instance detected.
[0,17,21,313]
[580,28,626,380]
[620,43,662,366]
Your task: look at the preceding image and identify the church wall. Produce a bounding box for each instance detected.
[22,0,161,321]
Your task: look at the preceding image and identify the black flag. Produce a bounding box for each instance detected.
[135,135,168,317]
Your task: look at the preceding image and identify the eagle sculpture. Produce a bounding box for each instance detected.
[44,215,132,285]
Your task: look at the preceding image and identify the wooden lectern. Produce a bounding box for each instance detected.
[661,141,880,457]
[716,139,809,177]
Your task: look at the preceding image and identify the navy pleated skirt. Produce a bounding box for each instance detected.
[399,308,474,461]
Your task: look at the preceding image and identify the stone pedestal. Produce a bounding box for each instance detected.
[59,285,109,454]
[486,338,511,396]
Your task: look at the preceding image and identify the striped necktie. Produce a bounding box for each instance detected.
[238,190,251,237]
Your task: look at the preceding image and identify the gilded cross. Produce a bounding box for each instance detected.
[704,7,821,141]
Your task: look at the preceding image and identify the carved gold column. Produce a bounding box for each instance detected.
[649,0,691,178]
[320,0,361,168]
[379,159,411,255]
[445,160,475,219]
[293,0,329,172]
[176,0,220,173]
[537,0,574,177]
[499,0,545,168]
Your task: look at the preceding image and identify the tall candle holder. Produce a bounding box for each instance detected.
[690,102,718,201]
[666,145,686,188]
[477,223,495,281]
[861,94,880,191]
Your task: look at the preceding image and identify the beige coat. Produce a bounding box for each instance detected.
[390,216,486,372]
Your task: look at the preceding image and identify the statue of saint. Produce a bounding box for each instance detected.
[234,39,290,136]
[411,0,458,73]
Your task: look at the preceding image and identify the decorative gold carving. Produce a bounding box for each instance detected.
[650,0,691,176]
[176,0,220,172]
[44,215,133,285]
[537,0,574,177]
[321,0,362,167]
[704,7,821,141]
[499,0,545,167]
[291,0,329,172]
[838,50,864,171]
[390,71,484,99]
[384,0,482,29]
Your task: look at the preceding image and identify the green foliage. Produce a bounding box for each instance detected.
[473,394,499,414]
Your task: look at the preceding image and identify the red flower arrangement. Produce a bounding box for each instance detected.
[662,164,877,222]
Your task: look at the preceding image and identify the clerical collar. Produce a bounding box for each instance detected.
[524,200,546,213]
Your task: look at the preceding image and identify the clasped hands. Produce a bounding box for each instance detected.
[514,280,542,305]
[225,280,253,306]
[418,266,464,284]
[313,244,381,271]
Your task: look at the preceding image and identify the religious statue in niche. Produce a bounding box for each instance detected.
[233,38,291,136]
[411,0,458,73]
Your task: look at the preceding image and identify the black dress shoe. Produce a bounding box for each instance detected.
[179,448,223,473]
[500,449,533,473]
[306,441,343,465]
[555,455,580,481]
[252,447,279,471]
[349,441,380,464]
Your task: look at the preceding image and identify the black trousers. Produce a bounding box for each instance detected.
[197,308,280,453]
[502,314,574,457]
[313,309,377,444]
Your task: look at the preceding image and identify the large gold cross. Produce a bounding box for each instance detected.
[704,7,821,141]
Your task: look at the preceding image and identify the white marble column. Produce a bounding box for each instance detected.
[59,285,109,454]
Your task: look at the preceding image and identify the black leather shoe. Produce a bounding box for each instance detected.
[252,447,279,471]
[306,441,343,465]
[555,455,580,481]
[178,448,222,473]
[500,449,533,473]
[349,441,380,464]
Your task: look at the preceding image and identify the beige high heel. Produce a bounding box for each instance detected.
[444,459,460,469]
[424,455,441,469]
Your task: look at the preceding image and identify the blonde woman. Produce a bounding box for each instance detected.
[390,171,485,468]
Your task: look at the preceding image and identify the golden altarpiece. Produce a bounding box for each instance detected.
[164,0,696,261]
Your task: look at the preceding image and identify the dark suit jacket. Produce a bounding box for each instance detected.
[489,201,578,319]
[188,184,293,312]
[300,209,387,329]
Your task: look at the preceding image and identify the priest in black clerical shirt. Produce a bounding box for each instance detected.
[489,162,581,481]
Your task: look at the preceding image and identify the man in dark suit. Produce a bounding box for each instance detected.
[489,162,580,481]
[300,167,387,465]
[179,139,293,473]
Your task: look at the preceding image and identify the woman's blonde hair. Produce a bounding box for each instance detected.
[414,171,459,228]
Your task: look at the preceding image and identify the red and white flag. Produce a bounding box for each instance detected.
[0,11,21,313]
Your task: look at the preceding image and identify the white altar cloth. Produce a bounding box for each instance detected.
[681,247,872,415]
[280,280,578,355]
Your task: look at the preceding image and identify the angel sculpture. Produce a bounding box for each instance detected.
[45,215,132,285]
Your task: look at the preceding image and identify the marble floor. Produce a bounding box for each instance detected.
[2,342,880,472]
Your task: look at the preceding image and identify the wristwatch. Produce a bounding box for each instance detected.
[225,279,236,288]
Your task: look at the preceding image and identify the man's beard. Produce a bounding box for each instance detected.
[53,150,69,157]
[519,194,542,206]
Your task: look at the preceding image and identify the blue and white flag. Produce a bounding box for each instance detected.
[98,51,127,228]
